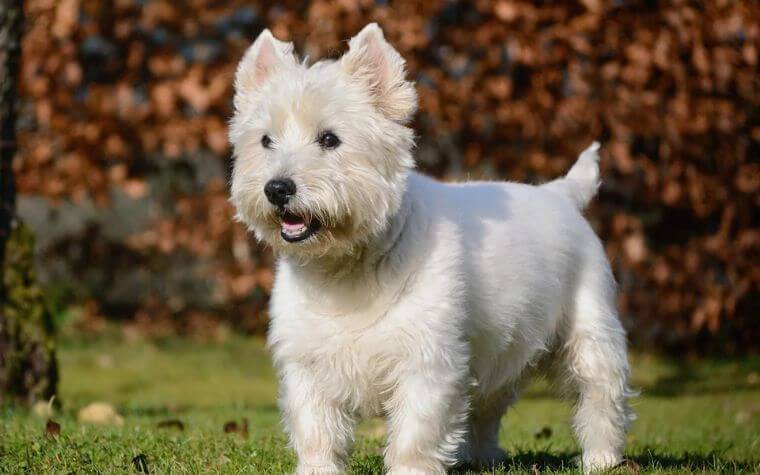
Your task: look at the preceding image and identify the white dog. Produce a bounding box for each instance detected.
[229,23,634,475]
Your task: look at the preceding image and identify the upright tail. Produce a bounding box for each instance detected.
[542,142,601,211]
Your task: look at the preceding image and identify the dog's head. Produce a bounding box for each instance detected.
[229,24,417,259]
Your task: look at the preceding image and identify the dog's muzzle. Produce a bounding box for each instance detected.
[265,178,296,207]
[263,179,321,243]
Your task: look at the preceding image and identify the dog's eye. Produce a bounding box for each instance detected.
[261,135,272,149]
[318,131,341,150]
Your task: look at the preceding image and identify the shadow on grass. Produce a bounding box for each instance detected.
[642,359,759,397]
[628,448,757,472]
[521,356,760,400]
[446,448,756,473]
[450,452,577,474]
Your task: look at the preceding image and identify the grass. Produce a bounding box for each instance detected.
[1,335,758,474]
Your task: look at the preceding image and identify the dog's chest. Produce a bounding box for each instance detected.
[270,284,411,415]
[282,315,403,415]
[269,252,449,415]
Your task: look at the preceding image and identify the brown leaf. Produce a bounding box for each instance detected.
[533,426,552,439]
[156,419,184,430]
[621,458,642,473]
[223,418,249,438]
[45,419,60,438]
[223,421,239,434]
[52,0,79,40]
[132,454,150,474]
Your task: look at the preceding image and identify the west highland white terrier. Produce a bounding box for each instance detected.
[229,23,634,475]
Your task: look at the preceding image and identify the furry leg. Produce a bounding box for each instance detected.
[280,364,355,475]
[564,265,635,474]
[383,361,470,474]
[457,389,516,468]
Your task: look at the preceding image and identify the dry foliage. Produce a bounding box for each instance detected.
[15,0,759,353]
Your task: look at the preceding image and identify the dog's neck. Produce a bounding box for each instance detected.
[279,186,423,317]
[288,190,413,279]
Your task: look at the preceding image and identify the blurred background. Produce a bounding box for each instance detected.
[8,0,759,355]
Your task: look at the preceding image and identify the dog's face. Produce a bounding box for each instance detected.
[229,24,417,259]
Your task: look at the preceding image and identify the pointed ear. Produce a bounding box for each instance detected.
[341,23,417,124]
[234,29,296,108]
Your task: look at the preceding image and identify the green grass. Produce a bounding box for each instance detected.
[1,335,758,474]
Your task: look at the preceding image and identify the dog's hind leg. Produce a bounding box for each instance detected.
[457,388,516,469]
[561,258,635,474]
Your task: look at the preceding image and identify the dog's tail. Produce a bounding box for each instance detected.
[542,142,601,211]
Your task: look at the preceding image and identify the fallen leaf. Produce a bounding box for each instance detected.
[132,454,150,474]
[45,419,60,438]
[156,419,184,430]
[533,426,552,439]
[621,458,642,473]
[223,417,249,438]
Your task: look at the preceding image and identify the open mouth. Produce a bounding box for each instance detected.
[279,210,321,243]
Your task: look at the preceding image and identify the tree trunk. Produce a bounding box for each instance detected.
[0,1,21,245]
[0,0,58,406]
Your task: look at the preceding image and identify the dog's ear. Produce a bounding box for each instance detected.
[234,29,296,109]
[341,23,417,124]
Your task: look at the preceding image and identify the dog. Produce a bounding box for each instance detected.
[229,23,634,475]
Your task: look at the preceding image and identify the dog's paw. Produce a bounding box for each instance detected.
[581,451,622,474]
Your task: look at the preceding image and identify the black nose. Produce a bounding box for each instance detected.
[264,178,296,206]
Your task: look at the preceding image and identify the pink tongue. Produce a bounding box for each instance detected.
[282,221,306,233]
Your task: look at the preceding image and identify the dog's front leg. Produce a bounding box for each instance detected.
[383,354,470,474]
[280,364,355,475]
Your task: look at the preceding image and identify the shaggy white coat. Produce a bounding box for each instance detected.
[229,23,634,475]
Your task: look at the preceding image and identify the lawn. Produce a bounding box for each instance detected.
[1,335,758,474]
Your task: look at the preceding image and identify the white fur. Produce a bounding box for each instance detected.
[229,24,634,475]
